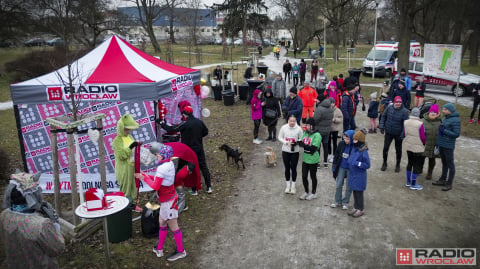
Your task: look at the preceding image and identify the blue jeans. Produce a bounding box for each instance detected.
[334,168,352,205]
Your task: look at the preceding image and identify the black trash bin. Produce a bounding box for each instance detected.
[212,86,222,101]
[257,66,268,76]
[238,84,249,100]
[348,68,362,82]
[222,90,234,106]
[107,202,132,243]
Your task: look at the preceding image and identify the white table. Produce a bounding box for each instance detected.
[75,195,129,269]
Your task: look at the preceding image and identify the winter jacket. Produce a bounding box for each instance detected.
[331,107,344,132]
[347,142,370,191]
[213,68,222,80]
[332,130,355,178]
[161,115,209,152]
[414,81,426,97]
[272,78,287,99]
[300,129,322,164]
[422,113,441,158]
[367,100,379,118]
[404,116,426,153]
[262,88,281,126]
[436,111,461,150]
[251,89,263,120]
[282,95,303,120]
[283,62,292,73]
[341,91,355,121]
[400,75,412,91]
[318,72,328,83]
[299,62,307,74]
[292,64,300,77]
[379,104,409,136]
[313,98,334,136]
[278,122,304,153]
[298,86,318,107]
[392,88,411,109]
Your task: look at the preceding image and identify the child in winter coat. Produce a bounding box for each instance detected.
[251,89,263,144]
[347,131,370,217]
[367,92,379,133]
[330,130,355,210]
[298,118,322,201]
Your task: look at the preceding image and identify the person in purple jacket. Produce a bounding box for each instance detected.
[251,89,263,144]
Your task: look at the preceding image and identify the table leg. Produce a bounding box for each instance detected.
[103,217,111,269]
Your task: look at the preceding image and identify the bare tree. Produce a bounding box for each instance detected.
[165,0,183,43]
[132,0,167,53]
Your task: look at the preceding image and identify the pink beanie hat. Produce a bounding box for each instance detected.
[429,104,439,114]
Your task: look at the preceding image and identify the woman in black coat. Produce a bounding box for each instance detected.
[262,87,282,141]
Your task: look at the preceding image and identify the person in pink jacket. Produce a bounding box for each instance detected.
[251,89,263,144]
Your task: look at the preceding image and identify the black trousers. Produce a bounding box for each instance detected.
[293,77,299,87]
[302,162,318,194]
[439,147,455,186]
[282,152,299,182]
[284,72,291,84]
[328,131,339,155]
[353,190,364,211]
[406,151,425,174]
[383,133,403,164]
[470,98,480,119]
[253,119,261,139]
[192,147,211,190]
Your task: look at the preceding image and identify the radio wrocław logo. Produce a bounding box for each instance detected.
[396,248,476,266]
[47,84,120,102]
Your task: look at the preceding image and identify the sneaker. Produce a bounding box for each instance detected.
[299,192,309,200]
[327,155,334,163]
[189,190,198,196]
[348,209,358,216]
[405,182,411,187]
[133,205,143,213]
[324,163,329,169]
[256,138,263,144]
[330,203,341,208]
[442,185,452,191]
[166,249,187,262]
[342,205,349,210]
[305,193,317,200]
[432,180,446,186]
[352,210,364,217]
[206,187,213,194]
[469,119,473,123]
[182,206,189,212]
[410,184,423,190]
[152,247,164,258]
[290,184,296,194]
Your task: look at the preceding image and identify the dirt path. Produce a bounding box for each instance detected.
[197,98,480,268]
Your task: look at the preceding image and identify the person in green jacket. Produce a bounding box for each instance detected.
[112,114,142,212]
[298,118,322,200]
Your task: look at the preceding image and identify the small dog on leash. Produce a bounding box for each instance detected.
[265,147,277,167]
[219,144,245,169]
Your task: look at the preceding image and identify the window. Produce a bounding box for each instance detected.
[408,61,414,71]
[415,63,423,72]
[207,29,210,32]
[201,28,205,32]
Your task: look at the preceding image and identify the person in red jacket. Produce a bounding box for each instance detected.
[297,82,318,123]
[135,143,187,262]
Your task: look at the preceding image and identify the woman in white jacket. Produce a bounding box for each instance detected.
[277,114,304,194]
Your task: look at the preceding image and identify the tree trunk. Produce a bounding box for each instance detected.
[469,30,479,66]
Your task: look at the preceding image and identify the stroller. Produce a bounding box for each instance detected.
[418,97,437,119]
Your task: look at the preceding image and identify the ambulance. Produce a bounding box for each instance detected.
[362,41,421,78]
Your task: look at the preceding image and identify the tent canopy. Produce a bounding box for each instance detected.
[10,35,200,104]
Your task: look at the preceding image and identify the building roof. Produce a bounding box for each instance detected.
[118,7,216,27]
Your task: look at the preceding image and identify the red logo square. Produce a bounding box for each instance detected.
[170,79,178,92]
[397,249,413,265]
[47,87,62,101]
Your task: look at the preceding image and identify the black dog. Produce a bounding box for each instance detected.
[219,144,245,169]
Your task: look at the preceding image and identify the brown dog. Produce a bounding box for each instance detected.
[264,147,277,167]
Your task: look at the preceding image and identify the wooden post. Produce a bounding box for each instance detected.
[96,119,107,194]
[50,126,61,216]
[67,130,79,225]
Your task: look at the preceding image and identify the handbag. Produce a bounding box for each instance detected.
[265,108,277,118]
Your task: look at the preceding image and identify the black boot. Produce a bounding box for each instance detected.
[395,162,401,173]
[381,161,387,171]
[266,130,272,141]
[272,129,277,142]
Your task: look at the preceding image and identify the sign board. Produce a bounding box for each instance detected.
[424,44,462,77]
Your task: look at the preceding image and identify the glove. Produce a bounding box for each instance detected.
[129,141,139,149]
[438,125,445,136]
[380,128,385,134]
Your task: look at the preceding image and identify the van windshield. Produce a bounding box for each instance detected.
[366,49,391,61]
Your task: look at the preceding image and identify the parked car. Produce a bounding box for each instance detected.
[394,57,480,97]
[233,38,243,45]
[46,37,64,46]
[24,38,45,47]
[196,37,215,45]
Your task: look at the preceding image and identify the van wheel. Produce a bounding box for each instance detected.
[452,85,466,97]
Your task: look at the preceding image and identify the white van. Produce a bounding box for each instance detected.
[393,57,480,97]
[362,41,421,78]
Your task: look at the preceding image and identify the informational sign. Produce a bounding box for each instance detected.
[424,44,462,77]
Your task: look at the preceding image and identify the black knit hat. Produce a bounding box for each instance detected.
[289,87,297,94]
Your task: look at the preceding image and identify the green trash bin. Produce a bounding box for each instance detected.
[107,202,132,243]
